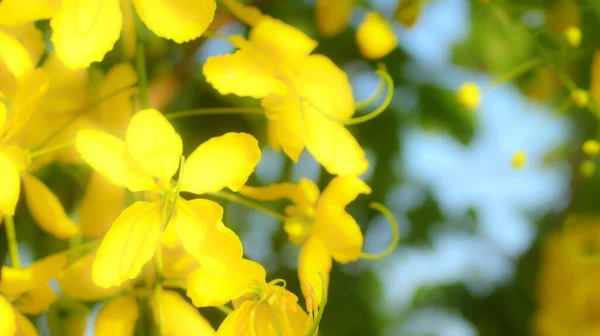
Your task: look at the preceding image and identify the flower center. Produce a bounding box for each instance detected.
[284,213,314,245]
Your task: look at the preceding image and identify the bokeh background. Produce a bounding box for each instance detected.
[4,0,600,335]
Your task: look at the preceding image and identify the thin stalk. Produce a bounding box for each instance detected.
[165,107,264,121]
[135,14,150,109]
[5,216,21,268]
[209,191,287,222]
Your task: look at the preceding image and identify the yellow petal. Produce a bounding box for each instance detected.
[3,24,45,70]
[0,295,17,336]
[75,129,154,192]
[203,50,283,99]
[3,68,49,141]
[317,176,371,213]
[125,109,182,183]
[304,113,368,176]
[175,199,242,268]
[12,283,57,315]
[41,52,89,111]
[181,133,261,194]
[239,179,317,208]
[92,202,161,288]
[51,0,122,69]
[95,296,138,336]
[299,237,331,305]
[249,17,317,63]
[297,55,355,120]
[80,172,126,238]
[58,253,124,301]
[187,259,266,307]
[216,300,253,336]
[22,174,80,239]
[0,152,20,216]
[263,93,305,162]
[15,311,38,336]
[0,0,59,26]
[94,63,138,130]
[356,12,398,60]
[120,1,137,58]
[315,0,355,37]
[0,29,33,78]
[162,243,201,280]
[160,290,215,336]
[0,253,67,296]
[133,0,216,43]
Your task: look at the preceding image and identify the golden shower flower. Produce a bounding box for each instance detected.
[204,16,368,176]
[534,216,600,335]
[75,109,261,287]
[456,82,481,109]
[0,253,66,336]
[356,12,398,60]
[240,176,371,303]
[33,0,218,69]
[187,258,312,335]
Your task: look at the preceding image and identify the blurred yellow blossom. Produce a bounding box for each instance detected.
[356,12,398,60]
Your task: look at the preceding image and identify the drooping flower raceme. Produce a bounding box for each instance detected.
[203,16,369,176]
[240,176,371,303]
[75,108,261,288]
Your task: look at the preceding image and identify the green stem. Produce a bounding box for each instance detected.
[135,14,150,109]
[216,305,233,315]
[485,58,540,91]
[164,107,264,120]
[5,215,21,268]
[32,84,138,151]
[152,284,168,336]
[209,191,288,222]
[29,141,75,158]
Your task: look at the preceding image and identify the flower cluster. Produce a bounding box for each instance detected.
[0,1,399,335]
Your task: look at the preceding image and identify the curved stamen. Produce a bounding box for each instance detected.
[303,67,394,126]
[354,69,387,110]
[360,202,400,260]
[305,273,328,336]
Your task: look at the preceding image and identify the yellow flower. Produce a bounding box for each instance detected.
[240,176,371,303]
[512,150,527,170]
[203,16,368,176]
[75,108,261,287]
[187,258,311,335]
[534,217,600,335]
[0,68,79,238]
[0,22,45,97]
[356,12,398,60]
[57,247,215,336]
[315,0,355,37]
[582,140,600,157]
[0,253,66,336]
[563,26,582,48]
[456,82,481,109]
[39,0,217,69]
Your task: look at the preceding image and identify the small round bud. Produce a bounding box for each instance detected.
[456,83,481,109]
[579,160,595,178]
[512,150,527,170]
[571,89,589,108]
[563,26,582,48]
[583,140,600,157]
